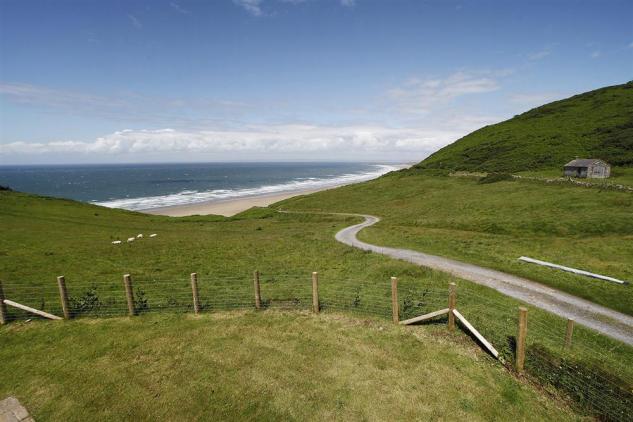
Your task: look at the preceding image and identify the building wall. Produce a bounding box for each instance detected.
[588,164,611,178]
[564,166,588,178]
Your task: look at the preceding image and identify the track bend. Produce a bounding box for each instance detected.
[332,213,633,346]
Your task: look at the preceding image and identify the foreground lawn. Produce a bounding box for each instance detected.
[278,171,633,316]
[1,190,631,419]
[0,311,578,421]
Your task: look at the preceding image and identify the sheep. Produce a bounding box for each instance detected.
[136,234,143,238]
[149,233,157,238]
[127,237,135,242]
[112,240,122,245]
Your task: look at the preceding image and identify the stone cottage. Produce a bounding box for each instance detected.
[563,158,611,179]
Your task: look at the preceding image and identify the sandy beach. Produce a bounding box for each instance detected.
[143,187,329,217]
[144,164,411,217]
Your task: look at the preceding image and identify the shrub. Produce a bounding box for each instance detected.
[478,173,515,184]
[69,287,102,316]
[134,288,149,313]
[401,288,432,319]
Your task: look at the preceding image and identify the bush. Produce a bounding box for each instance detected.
[401,288,432,319]
[69,287,102,316]
[0,185,12,191]
[478,173,515,184]
[134,288,149,313]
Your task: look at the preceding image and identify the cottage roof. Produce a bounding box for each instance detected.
[564,158,608,168]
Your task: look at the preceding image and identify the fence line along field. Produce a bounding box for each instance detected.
[2,267,632,421]
[1,189,632,421]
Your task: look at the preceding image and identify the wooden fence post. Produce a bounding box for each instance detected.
[0,281,7,325]
[391,277,399,324]
[564,318,574,349]
[57,276,71,319]
[191,272,200,315]
[448,282,456,331]
[254,270,261,310]
[123,274,135,316]
[517,307,528,373]
[312,272,319,314]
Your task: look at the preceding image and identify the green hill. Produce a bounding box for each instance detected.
[0,191,587,420]
[2,184,632,420]
[417,81,633,172]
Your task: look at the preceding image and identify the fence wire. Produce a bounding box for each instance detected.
[1,273,632,421]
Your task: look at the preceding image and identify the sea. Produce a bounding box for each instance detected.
[0,162,401,211]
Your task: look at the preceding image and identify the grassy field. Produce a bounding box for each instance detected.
[1,189,632,420]
[4,80,632,420]
[278,171,633,316]
[0,311,579,421]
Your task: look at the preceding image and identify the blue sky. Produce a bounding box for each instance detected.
[1,0,632,164]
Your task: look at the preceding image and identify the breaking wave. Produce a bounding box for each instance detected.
[94,164,400,211]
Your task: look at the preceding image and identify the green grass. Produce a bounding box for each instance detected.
[4,81,633,420]
[278,172,633,316]
[1,189,632,419]
[0,311,579,421]
[517,166,633,187]
[276,173,633,419]
[0,190,361,284]
[418,81,633,172]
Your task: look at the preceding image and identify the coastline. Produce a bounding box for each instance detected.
[143,163,411,217]
[144,187,325,217]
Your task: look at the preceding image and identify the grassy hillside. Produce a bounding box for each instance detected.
[0,311,578,421]
[1,190,632,419]
[278,173,633,316]
[517,166,633,186]
[417,81,633,172]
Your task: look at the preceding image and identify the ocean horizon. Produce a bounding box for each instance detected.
[0,162,403,211]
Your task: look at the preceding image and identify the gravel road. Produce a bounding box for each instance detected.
[335,214,633,346]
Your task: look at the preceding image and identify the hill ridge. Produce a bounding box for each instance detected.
[416,81,633,172]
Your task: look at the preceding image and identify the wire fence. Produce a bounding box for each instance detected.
[1,272,632,421]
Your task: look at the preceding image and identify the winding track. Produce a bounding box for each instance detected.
[333,213,633,346]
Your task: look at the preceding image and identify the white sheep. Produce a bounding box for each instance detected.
[136,233,143,238]
[149,233,157,238]
[112,240,122,245]
[127,237,135,242]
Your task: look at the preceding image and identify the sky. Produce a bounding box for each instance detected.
[0,0,632,165]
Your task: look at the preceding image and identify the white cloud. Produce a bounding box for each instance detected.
[386,71,500,115]
[0,125,465,160]
[170,2,190,14]
[0,82,252,123]
[233,0,263,16]
[591,50,601,59]
[0,71,509,163]
[233,0,354,16]
[0,83,123,109]
[527,49,550,61]
[127,14,142,29]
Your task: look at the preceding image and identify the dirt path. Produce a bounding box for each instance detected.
[335,214,633,346]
